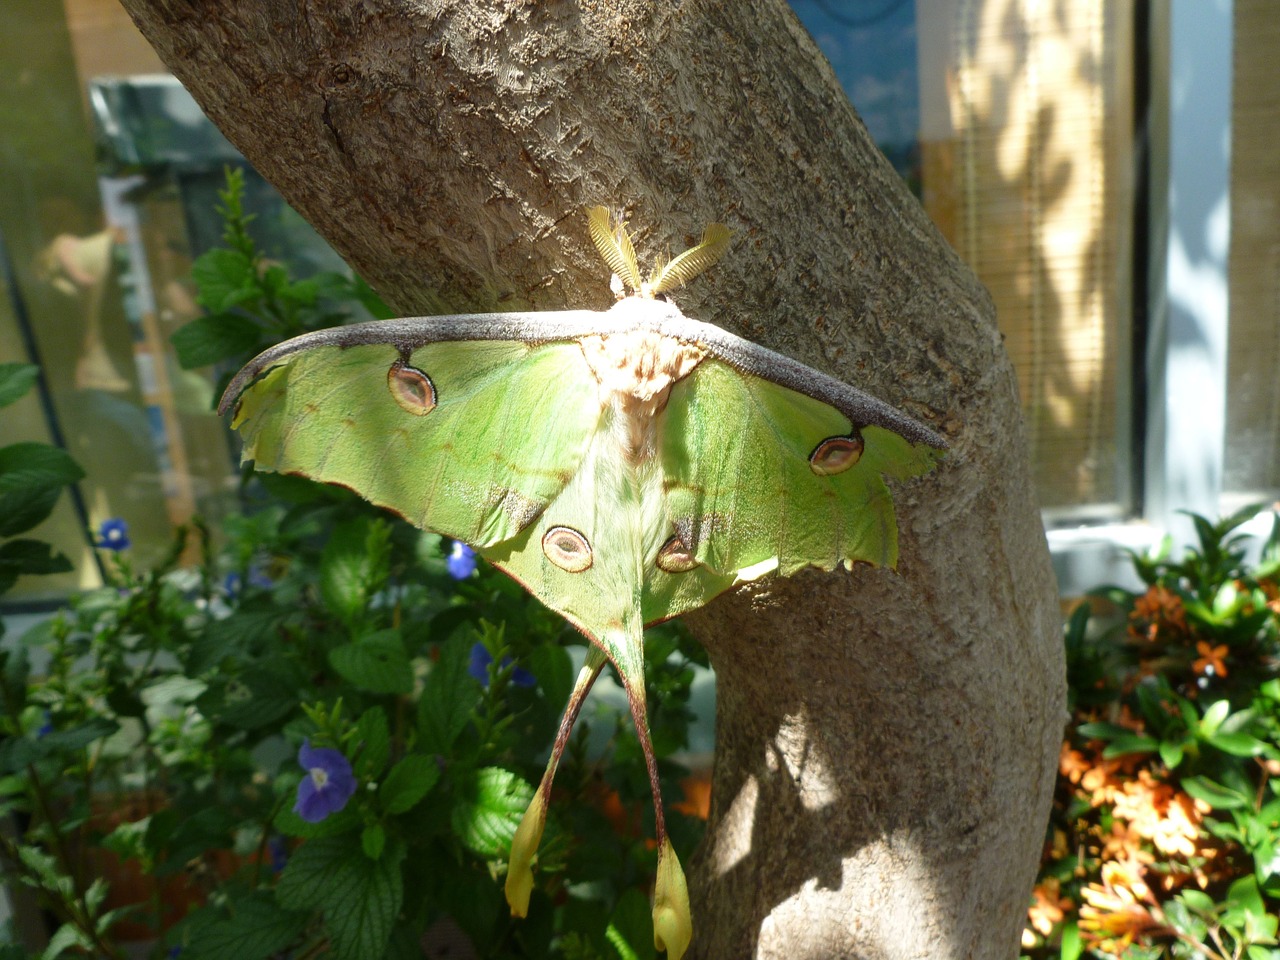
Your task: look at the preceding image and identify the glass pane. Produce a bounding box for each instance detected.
[792,0,1136,515]
[0,1,355,603]
[920,0,1135,514]
[1223,0,1280,500]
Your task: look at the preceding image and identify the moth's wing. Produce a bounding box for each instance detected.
[656,356,945,588]
[222,314,606,547]
[476,423,650,677]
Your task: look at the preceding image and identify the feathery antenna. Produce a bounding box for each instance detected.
[588,205,642,296]
[587,206,731,298]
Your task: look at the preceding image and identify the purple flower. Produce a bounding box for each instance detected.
[468,641,536,688]
[294,739,357,823]
[447,541,477,579]
[36,711,53,738]
[223,566,273,597]
[267,834,289,873]
[95,518,130,551]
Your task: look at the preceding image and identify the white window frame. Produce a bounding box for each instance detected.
[1048,0,1246,596]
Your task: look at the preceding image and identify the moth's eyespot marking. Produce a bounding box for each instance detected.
[542,526,593,573]
[655,535,698,573]
[809,431,865,476]
[387,360,436,415]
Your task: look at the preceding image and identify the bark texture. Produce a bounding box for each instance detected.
[117,1,1065,956]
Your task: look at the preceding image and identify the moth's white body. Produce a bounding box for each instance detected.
[579,298,706,466]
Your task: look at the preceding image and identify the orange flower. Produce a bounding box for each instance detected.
[1110,770,1204,858]
[1192,641,1228,677]
[1099,820,1154,864]
[1027,878,1073,936]
[1260,579,1280,616]
[1078,755,1131,807]
[1059,744,1091,783]
[1129,585,1188,644]
[1078,860,1163,952]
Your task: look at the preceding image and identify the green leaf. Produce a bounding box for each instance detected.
[1213,581,1243,618]
[1159,739,1186,769]
[140,675,208,707]
[41,922,91,960]
[1101,734,1158,759]
[354,707,391,777]
[450,766,533,858]
[207,662,304,730]
[1254,840,1280,881]
[171,313,264,370]
[1182,775,1251,810]
[329,630,412,695]
[1060,920,1082,960]
[274,801,359,840]
[0,717,119,772]
[1200,699,1231,736]
[277,835,405,960]
[1077,721,1133,741]
[352,275,394,320]
[418,635,480,755]
[319,517,390,623]
[362,823,386,860]
[186,892,308,960]
[1162,898,1205,941]
[1207,732,1266,757]
[0,539,72,577]
[1225,875,1278,941]
[528,643,573,705]
[0,443,85,537]
[0,363,38,409]
[1178,889,1216,913]
[192,247,256,312]
[606,888,655,960]
[380,753,440,815]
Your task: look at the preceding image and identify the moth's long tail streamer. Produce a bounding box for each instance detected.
[505,646,607,916]
[617,618,692,960]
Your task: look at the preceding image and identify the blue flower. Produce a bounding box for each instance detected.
[36,711,53,738]
[294,739,357,823]
[447,541,477,579]
[95,518,130,551]
[468,641,536,688]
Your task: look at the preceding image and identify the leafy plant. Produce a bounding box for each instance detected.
[1024,506,1280,960]
[0,363,81,599]
[0,172,707,960]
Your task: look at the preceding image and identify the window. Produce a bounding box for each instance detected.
[0,0,1270,604]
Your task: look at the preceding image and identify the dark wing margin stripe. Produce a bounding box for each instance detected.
[664,315,948,450]
[217,310,607,416]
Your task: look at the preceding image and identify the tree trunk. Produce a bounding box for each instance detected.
[118,1,1064,956]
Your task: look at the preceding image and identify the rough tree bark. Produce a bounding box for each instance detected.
[118,2,1065,957]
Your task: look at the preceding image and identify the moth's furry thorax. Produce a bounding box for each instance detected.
[579,329,704,465]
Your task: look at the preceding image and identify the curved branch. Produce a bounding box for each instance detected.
[117,2,1063,957]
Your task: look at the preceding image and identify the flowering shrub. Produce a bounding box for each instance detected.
[0,173,707,960]
[1024,506,1280,960]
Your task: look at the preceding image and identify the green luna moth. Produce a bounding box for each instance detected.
[219,207,946,958]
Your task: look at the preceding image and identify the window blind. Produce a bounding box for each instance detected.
[921,0,1134,512]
